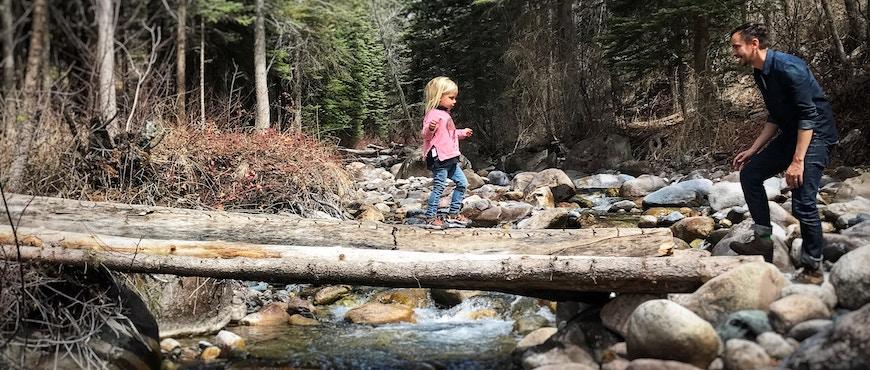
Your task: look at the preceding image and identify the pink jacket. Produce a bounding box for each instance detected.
[421,109,470,161]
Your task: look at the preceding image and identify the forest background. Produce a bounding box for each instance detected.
[1,0,868,214]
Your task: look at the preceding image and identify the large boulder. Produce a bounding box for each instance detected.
[670,217,715,242]
[834,172,870,202]
[601,294,663,337]
[517,208,570,229]
[669,262,789,324]
[525,168,576,202]
[626,300,720,369]
[642,179,712,208]
[621,175,668,197]
[783,302,870,370]
[830,245,870,309]
[136,275,234,338]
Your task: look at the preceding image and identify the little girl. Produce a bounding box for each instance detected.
[420,77,473,228]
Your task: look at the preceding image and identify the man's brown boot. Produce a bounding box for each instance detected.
[793,267,824,285]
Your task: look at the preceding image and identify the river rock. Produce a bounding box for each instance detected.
[525,168,576,202]
[625,359,703,370]
[464,169,485,190]
[240,302,290,326]
[610,200,638,212]
[345,302,415,325]
[638,215,658,228]
[787,319,833,341]
[642,184,703,208]
[768,294,831,333]
[521,343,597,370]
[715,310,773,342]
[709,181,746,211]
[574,174,624,190]
[396,156,430,179]
[518,208,570,229]
[783,303,870,369]
[830,245,870,309]
[601,294,663,337]
[515,315,550,335]
[288,314,320,326]
[724,339,772,370]
[516,327,558,351]
[834,172,870,202]
[779,282,838,310]
[215,330,245,351]
[757,332,795,359]
[430,289,481,308]
[533,364,596,370]
[527,186,556,208]
[314,285,352,305]
[372,288,430,308]
[621,175,668,197]
[670,262,788,323]
[512,172,538,192]
[670,216,715,242]
[626,300,720,369]
[145,276,234,338]
[769,201,799,228]
[200,346,221,361]
[160,338,181,352]
[823,223,870,262]
[488,170,510,186]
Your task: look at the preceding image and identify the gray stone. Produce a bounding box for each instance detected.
[626,300,720,369]
[517,208,570,229]
[715,310,773,342]
[525,168,577,202]
[520,343,597,370]
[830,245,870,309]
[638,215,658,228]
[642,184,703,208]
[601,294,663,337]
[610,200,638,212]
[779,282,838,310]
[487,170,510,186]
[724,339,772,370]
[787,319,833,341]
[709,181,746,211]
[784,303,870,370]
[574,174,624,190]
[757,332,795,359]
[621,175,668,197]
[625,359,703,370]
[769,294,831,333]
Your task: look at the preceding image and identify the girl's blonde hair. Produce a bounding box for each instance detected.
[423,77,458,113]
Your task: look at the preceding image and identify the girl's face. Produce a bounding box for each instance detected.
[439,92,457,111]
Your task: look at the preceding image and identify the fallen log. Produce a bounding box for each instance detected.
[0,226,761,296]
[1,194,676,257]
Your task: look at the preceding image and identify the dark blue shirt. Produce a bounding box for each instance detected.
[753,50,838,145]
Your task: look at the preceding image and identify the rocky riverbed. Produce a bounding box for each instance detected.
[157,152,870,370]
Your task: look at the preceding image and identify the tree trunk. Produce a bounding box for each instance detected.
[0,193,677,257]
[5,0,47,192]
[176,0,187,125]
[96,0,119,139]
[820,0,850,65]
[199,19,205,127]
[253,0,270,132]
[292,45,302,131]
[0,226,762,296]
[1,0,13,92]
[370,0,411,128]
[844,0,868,43]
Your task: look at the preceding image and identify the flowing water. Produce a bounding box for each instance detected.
[178,294,555,370]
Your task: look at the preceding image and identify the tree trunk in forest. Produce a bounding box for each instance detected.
[0,226,762,296]
[176,0,187,125]
[820,0,850,65]
[96,0,119,139]
[843,0,868,43]
[5,0,47,192]
[292,44,302,131]
[1,0,13,92]
[253,0,270,132]
[199,19,205,128]
[370,1,411,129]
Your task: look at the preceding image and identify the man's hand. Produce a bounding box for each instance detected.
[465,128,473,137]
[428,121,437,131]
[785,160,804,188]
[732,149,756,170]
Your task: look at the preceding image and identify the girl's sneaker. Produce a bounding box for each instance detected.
[445,213,470,227]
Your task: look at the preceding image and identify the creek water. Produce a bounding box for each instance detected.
[178,294,555,370]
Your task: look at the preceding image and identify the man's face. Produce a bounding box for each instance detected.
[730,33,758,66]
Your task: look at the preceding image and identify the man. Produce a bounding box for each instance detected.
[729,22,838,284]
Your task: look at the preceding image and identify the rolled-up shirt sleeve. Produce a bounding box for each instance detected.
[782,64,820,130]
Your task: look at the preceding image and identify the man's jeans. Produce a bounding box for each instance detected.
[740,135,831,269]
[425,162,468,218]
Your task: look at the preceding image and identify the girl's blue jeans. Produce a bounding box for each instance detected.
[425,162,468,218]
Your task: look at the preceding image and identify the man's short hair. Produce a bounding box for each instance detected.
[731,22,769,48]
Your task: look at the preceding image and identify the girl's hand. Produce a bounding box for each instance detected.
[465,129,473,137]
[428,121,437,131]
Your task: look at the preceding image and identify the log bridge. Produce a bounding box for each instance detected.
[0,194,759,299]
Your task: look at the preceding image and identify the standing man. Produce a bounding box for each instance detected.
[729,22,838,284]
